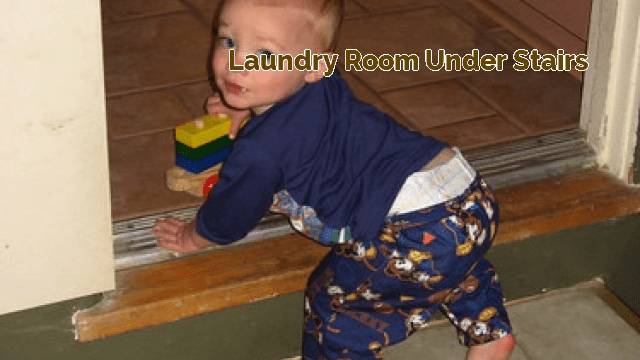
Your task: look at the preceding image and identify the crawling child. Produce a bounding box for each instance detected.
[153,0,516,359]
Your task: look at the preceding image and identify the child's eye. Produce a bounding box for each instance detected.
[219,37,235,49]
[257,49,274,65]
[257,49,274,58]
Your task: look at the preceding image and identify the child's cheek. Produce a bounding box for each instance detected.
[212,50,228,74]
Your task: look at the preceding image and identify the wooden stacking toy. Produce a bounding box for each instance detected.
[166,114,233,197]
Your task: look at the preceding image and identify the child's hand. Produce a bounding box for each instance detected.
[152,217,214,253]
[206,94,250,139]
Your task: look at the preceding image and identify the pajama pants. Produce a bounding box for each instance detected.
[302,176,512,360]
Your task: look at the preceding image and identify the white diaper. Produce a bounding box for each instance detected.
[388,148,476,216]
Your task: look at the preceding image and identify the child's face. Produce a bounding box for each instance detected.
[213,0,325,115]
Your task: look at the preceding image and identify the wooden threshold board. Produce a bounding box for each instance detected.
[75,169,640,342]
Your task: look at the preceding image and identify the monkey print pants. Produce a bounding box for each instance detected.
[302,176,512,360]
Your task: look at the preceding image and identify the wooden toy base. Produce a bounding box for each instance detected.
[166,164,222,197]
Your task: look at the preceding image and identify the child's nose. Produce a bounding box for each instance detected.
[233,52,245,67]
[232,51,249,76]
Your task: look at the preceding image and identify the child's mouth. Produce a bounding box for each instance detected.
[224,81,245,95]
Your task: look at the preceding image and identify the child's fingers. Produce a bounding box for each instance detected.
[206,104,221,115]
[164,217,187,226]
[206,94,221,105]
[151,227,177,243]
[206,95,223,114]
[156,238,183,253]
[155,217,186,230]
[228,117,242,139]
[152,218,186,241]
[153,227,186,251]
[153,217,197,253]
[155,232,196,253]
[205,94,250,138]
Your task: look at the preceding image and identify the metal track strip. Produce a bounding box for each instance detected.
[113,211,294,270]
[467,128,596,189]
[112,129,596,271]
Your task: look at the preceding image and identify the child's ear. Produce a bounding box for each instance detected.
[304,52,335,83]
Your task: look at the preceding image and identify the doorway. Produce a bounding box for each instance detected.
[102,0,590,268]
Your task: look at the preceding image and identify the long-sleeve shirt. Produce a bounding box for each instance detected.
[195,70,448,245]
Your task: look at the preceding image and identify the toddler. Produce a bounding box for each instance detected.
[153,0,516,359]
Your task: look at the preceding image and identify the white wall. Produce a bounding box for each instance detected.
[0,0,114,315]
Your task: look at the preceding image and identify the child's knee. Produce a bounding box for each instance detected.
[494,334,516,358]
[467,334,516,360]
[501,334,516,350]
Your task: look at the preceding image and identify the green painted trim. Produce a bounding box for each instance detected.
[488,214,640,313]
[1,215,638,360]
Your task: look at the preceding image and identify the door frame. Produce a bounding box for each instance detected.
[581,0,640,182]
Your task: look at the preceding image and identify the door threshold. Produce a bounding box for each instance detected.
[113,128,596,271]
[465,128,596,189]
[81,169,640,342]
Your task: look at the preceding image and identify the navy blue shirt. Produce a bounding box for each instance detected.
[195,71,448,245]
